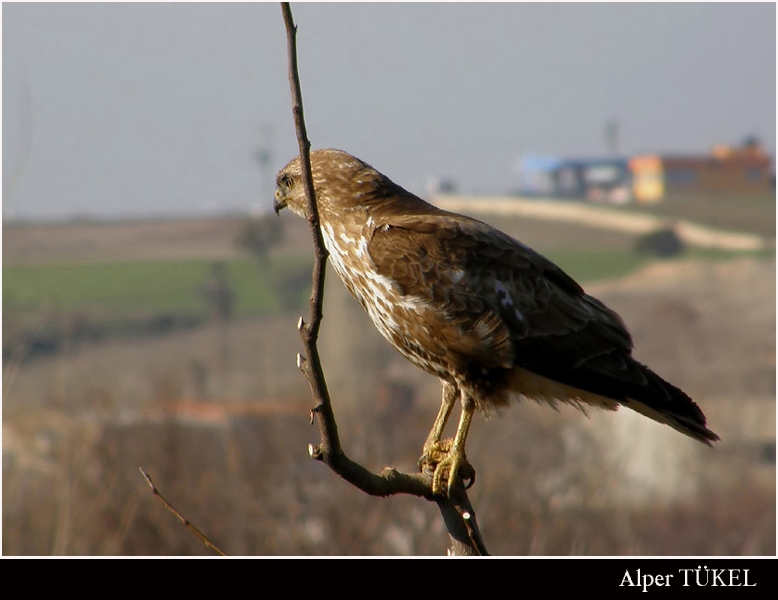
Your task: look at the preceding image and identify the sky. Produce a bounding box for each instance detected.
[2,2,775,221]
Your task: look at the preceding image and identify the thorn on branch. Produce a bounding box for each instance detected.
[309,403,323,425]
[308,443,323,461]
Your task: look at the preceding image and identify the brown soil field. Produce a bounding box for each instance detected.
[3,217,250,266]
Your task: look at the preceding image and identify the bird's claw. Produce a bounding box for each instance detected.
[419,439,476,497]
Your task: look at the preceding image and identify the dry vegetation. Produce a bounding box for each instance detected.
[2,212,775,555]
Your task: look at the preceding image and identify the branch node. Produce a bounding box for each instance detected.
[379,467,401,483]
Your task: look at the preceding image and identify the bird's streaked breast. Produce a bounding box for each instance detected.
[320,218,453,380]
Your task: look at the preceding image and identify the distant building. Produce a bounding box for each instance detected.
[516,139,773,203]
[659,138,773,195]
[516,155,633,204]
[629,155,664,203]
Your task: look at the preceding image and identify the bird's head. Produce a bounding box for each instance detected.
[274,149,394,218]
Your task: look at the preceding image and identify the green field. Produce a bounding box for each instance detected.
[544,249,650,283]
[3,256,313,320]
[617,191,776,237]
[551,246,774,284]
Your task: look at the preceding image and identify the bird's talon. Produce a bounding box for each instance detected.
[418,439,475,497]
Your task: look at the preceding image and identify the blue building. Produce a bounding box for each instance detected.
[516,154,632,203]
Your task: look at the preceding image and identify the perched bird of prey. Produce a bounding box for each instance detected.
[274,149,718,496]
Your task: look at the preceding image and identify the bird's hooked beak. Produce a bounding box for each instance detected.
[273,189,287,216]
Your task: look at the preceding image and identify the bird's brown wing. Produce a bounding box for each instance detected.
[365,212,517,372]
[366,211,630,367]
[366,211,718,444]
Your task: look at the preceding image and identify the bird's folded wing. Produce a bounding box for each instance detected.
[365,212,633,370]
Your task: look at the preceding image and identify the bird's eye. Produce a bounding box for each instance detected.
[279,175,293,190]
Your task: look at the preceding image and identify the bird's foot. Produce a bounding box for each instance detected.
[419,438,476,496]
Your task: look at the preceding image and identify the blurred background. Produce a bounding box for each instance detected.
[2,3,775,555]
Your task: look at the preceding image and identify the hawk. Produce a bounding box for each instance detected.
[274,149,718,496]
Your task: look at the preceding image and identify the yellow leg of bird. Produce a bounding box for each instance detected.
[432,395,476,497]
[422,380,457,452]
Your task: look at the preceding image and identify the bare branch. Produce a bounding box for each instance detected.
[280,2,341,460]
[139,468,226,557]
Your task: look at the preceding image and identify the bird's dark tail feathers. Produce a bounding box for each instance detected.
[618,360,719,446]
[520,353,720,445]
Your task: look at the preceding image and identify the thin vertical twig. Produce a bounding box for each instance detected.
[139,468,226,557]
[280,3,341,460]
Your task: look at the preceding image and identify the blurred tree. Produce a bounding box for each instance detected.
[200,261,235,364]
[201,261,235,321]
[634,227,685,258]
[236,215,284,265]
